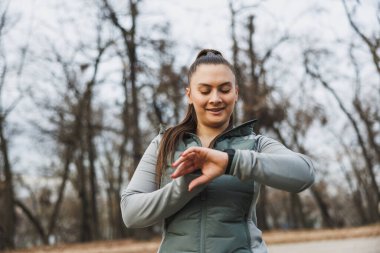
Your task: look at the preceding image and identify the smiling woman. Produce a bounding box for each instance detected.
[186,63,238,146]
[120,49,316,253]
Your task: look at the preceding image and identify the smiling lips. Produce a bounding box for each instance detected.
[206,107,226,113]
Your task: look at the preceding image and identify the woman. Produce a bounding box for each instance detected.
[121,49,316,253]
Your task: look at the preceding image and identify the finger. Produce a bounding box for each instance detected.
[172,152,197,167]
[171,161,196,178]
[188,175,210,192]
[171,166,196,179]
[181,146,203,158]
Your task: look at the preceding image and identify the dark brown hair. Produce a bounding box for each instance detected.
[155,49,236,186]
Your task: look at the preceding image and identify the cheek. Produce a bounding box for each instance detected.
[192,95,208,107]
[224,94,237,104]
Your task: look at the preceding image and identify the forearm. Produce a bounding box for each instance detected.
[121,174,204,228]
[120,135,204,228]
[229,136,316,193]
[230,150,315,192]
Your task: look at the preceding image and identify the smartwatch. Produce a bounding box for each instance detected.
[223,149,235,174]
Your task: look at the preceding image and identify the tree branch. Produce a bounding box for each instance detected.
[14,199,48,244]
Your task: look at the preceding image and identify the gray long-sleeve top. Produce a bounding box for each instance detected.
[121,134,316,228]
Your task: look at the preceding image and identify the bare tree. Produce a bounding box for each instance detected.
[102,0,143,180]
[304,49,380,221]
[14,19,113,242]
[229,1,291,230]
[146,31,187,127]
[342,0,380,75]
[0,1,22,249]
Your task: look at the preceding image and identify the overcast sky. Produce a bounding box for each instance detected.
[7,0,376,62]
[3,0,378,188]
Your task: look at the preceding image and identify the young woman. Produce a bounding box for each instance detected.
[121,49,316,253]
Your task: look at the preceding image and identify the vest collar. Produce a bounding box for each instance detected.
[221,119,257,138]
[184,119,257,148]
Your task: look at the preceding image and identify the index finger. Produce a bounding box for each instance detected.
[172,151,196,167]
[181,146,203,157]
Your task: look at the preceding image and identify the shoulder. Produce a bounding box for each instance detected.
[254,134,287,152]
[254,134,274,143]
[151,134,163,146]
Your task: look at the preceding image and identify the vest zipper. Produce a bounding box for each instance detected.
[200,190,207,253]
[187,133,206,253]
[182,121,256,253]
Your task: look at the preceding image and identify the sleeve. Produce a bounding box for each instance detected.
[120,135,205,228]
[228,135,316,193]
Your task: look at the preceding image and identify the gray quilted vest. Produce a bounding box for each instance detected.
[159,120,266,253]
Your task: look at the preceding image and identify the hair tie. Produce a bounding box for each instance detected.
[206,51,215,57]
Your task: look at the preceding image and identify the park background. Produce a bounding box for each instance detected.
[0,0,379,251]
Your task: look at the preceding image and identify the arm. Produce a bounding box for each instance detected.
[120,135,204,228]
[229,135,316,193]
[172,135,316,193]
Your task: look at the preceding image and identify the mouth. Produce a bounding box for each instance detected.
[206,107,226,112]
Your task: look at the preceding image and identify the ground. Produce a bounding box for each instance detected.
[6,224,380,253]
[269,237,380,253]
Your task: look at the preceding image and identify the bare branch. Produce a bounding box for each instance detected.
[304,50,380,204]
[342,0,380,74]
[0,1,11,39]
[102,0,130,41]
[14,199,48,244]
[259,34,289,75]
[348,42,361,97]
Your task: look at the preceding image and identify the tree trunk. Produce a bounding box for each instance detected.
[84,85,99,240]
[103,0,153,238]
[310,185,335,228]
[47,145,73,238]
[289,193,306,228]
[229,1,245,124]
[14,199,48,245]
[340,165,369,224]
[76,152,92,242]
[0,119,15,249]
[117,92,129,238]
[127,0,142,178]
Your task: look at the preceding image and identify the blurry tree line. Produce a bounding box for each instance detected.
[0,0,379,250]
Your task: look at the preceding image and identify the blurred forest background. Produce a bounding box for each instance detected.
[0,0,379,250]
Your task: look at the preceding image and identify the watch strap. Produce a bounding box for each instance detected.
[223,149,235,174]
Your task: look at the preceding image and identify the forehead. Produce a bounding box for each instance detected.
[190,64,235,86]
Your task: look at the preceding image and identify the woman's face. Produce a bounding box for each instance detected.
[186,64,238,130]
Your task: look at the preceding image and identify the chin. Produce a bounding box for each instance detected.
[206,119,230,129]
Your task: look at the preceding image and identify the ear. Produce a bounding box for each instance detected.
[234,85,239,102]
[186,87,192,104]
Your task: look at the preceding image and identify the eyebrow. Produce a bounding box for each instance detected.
[197,82,232,87]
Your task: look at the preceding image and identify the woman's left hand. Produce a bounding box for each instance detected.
[171,147,228,191]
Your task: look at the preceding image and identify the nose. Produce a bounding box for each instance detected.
[209,90,222,104]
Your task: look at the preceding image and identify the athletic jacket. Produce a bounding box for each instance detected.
[121,120,316,253]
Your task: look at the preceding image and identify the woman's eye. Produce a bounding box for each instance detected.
[200,90,210,94]
[221,88,231,93]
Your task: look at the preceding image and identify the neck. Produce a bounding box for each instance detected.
[196,121,230,147]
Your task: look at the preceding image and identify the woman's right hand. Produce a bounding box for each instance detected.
[171,147,228,191]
